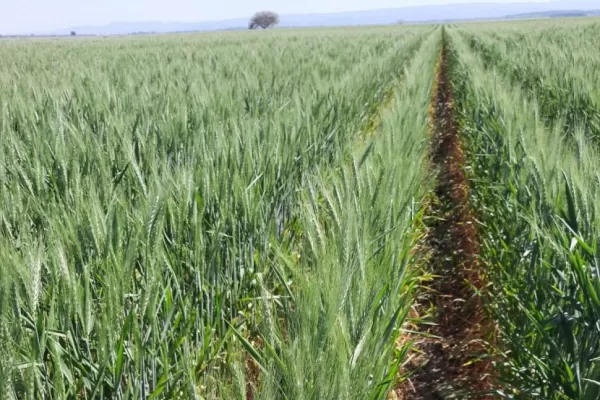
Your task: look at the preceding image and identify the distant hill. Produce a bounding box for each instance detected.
[506,9,600,19]
[60,20,249,36]
[42,0,600,36]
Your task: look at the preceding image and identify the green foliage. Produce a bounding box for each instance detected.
[0,26,438,399]
[4,18,600,400]
[447,24,600,399]
[458,20,600,144]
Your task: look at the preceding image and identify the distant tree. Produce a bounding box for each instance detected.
[71,31,76,36]
[249,11,280,29]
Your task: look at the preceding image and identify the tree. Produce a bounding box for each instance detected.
[249,11,280,30]
[71,31,76,36]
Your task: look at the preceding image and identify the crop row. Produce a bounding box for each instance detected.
[448,27,600,399]
[458,27,600,145]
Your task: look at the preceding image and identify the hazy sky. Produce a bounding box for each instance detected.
[2,0,551,34]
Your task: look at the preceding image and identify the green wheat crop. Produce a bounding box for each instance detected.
[2,17,600,400]
[0,26,438,399]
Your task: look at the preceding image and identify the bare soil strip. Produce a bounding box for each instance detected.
[394,35,494,399]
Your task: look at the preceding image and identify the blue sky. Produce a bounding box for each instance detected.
[2,0,552,34]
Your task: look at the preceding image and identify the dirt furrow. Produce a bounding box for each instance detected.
[394,33,494,400]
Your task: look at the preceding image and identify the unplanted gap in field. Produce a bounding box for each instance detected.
[394,30,494,400]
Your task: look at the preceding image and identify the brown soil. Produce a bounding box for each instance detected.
[245,336,263,400]
[393,37,495,399]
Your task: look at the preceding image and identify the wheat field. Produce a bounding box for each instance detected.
[1,19,599,399]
